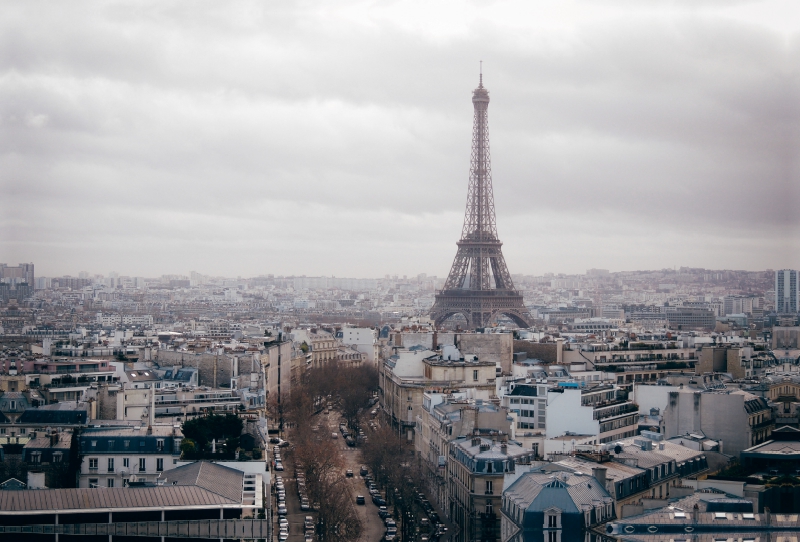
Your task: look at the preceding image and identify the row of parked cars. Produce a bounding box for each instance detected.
[274,473,288,540]
[353,467,397,541]
[269,438,289,471]
[296,463,311,511]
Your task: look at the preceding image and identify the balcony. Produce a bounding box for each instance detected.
[594,403,639,421]
[751,419,774,430]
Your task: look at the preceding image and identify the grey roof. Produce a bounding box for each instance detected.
[0,485,240,514]
[610,439,706,468]
[742,438,800,456]
[505,470,613,516]
[158,461,243,503]
[548,456,643,483]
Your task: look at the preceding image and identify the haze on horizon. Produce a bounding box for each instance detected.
[2,0,799,279]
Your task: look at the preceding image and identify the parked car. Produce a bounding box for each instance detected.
[378,506,389,519]
[277,504,287,516]
[304,516,314,530]
[360,465,369,476]
[331,432,338,439]
[373,495,386,506]
[346,469,354,477]
[356,495,365,505]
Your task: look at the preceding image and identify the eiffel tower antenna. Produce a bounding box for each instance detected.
[429,73,532,329]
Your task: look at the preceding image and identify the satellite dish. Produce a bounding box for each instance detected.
[614,445,623,454]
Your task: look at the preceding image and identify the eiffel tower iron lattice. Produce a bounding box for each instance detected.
[430,75,532,329]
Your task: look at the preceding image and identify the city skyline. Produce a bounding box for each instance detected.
[3,1,799,278]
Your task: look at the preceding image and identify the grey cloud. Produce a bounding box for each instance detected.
[1,1,798,277]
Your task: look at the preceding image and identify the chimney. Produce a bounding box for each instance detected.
[592,467,607,489]
[27,471,46,489]
[432,331,438,351]
[764,507,771,526]
[500,444,508,455]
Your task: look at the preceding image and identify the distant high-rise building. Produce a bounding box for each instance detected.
[0,263,34,286]
[776,269,799,314]
[0,263,34,300]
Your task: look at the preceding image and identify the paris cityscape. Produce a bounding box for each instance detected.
[2,1,799,542]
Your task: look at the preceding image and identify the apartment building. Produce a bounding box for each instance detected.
[545,435,710,512]
[78,425,182,488]
[545,383,638,453]
[449,435,534,542]
[382,346,496,440]
[637,383,774,456]
[415,393,513,511]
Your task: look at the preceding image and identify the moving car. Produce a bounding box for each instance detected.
[346,469,354,477]
[356,495,365,505]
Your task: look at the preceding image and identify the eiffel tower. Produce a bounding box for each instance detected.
[430,74,532,329]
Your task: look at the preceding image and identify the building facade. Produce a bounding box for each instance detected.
[78,425,183,488]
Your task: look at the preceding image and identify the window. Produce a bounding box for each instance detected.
[157,458,164,471]
[547,533,558,542]
[30,452,41,464]
[91,440,97,447]
[473,370,479,381]
[107,478,115,488]
[52,452,63,463]
[89,479,99,488]
[89,458,98,470]
[123,458,129,468]
[19,428,25,435]
[485,501,493,514]
[139,458,146,472]
[108,458,115,472]
[485,480,493,494]
[156,439,164,451]
[124,440,130,449]
[548,515,557,528]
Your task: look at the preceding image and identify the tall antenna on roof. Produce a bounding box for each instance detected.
[479,60,483,88]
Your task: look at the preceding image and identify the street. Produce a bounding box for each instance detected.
[271,409,386,542]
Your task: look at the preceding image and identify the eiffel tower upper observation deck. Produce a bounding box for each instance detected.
[430,75,532,329]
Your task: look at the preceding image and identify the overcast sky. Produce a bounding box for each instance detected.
[2,0,798,279]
